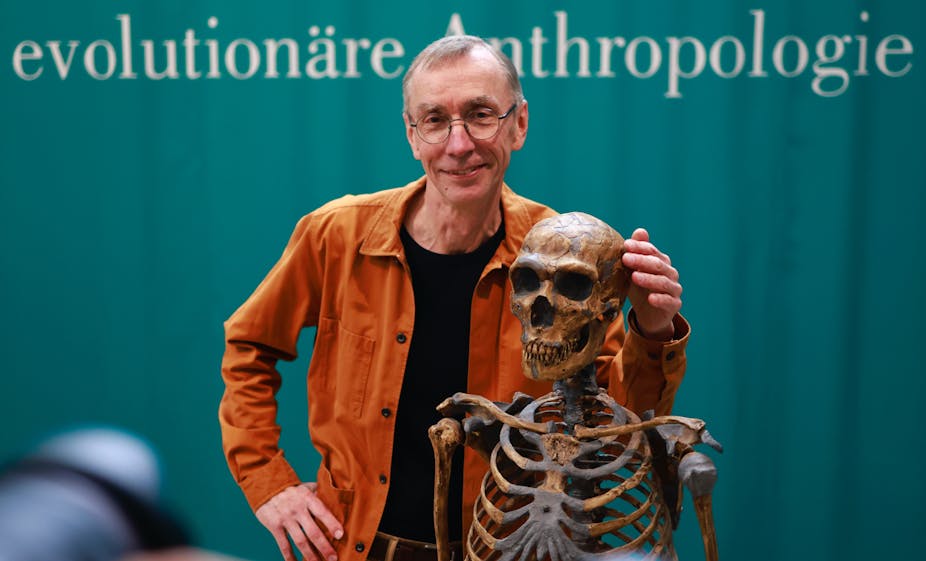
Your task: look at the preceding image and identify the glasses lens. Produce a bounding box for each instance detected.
[418,116,448,143]
[465,111,500,140]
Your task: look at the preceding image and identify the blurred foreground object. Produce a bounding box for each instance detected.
[0,427,191,561]
[122,549,251,561]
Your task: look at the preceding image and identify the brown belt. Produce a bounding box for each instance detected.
[368,531,463,561]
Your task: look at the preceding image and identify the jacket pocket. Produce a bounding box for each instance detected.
[315,317,375,419]
[315,462,355,528]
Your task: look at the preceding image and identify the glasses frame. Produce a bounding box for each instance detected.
[409,103,518,144]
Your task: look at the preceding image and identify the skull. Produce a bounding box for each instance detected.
[510,212,629,381]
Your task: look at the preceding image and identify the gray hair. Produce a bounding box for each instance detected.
[402,35,524,114]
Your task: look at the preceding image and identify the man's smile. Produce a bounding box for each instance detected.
[443,164,487,177]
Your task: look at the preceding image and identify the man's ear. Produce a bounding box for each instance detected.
[511,99,529,151]
[404,112,422,161]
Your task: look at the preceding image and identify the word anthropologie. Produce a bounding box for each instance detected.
[10,10,914,99]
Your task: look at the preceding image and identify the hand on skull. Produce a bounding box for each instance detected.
[621,228,682,341]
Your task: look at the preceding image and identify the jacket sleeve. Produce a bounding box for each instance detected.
[218,214,323,511]
[595,310,690,417]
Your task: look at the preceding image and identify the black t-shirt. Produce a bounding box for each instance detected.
[378,223,504,541]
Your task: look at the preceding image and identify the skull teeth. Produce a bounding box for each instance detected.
[523,334,583,367]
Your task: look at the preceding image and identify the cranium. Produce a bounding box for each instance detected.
[509,212,629,381]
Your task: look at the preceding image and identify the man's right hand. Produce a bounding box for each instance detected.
[255,483,344,561]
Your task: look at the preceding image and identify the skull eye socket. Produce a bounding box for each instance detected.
[554,271,593,301]
[511,267,541,293]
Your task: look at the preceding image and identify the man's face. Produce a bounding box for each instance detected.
[404,48,529,207]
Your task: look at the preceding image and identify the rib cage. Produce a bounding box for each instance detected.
[467,391,676,561]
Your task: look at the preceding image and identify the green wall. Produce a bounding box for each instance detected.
[2,1,924,560]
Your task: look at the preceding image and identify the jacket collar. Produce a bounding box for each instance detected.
[359,176,535,271]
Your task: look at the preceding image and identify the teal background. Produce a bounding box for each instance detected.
[2,1,924,560]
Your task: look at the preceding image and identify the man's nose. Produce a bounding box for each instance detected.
[444,120,476,155]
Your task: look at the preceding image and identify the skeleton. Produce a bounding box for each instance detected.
[429,212,722,561]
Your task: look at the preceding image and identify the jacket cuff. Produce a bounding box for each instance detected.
[627,309,690,349]
[624,311,690,415]
[239,453,302,512]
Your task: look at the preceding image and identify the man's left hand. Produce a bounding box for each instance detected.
[621,228,682,341]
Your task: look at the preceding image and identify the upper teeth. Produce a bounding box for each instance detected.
[523,334,583,366]
[450,167,477,175]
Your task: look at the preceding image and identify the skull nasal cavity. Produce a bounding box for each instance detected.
[530,296,554,327]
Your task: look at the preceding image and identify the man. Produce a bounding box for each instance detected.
[219,35,688,561]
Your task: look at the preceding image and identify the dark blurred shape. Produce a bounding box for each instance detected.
[0,427,189,561]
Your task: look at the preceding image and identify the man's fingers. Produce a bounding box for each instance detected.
[647,292,683,312]
[626,253,680,285]
[268,526,298,561]
[306,491,344,541]
[296,508,340,561]
[623,243,672,269]
[631,271,682,297]
[286,517,326,561]
[630,227,650,243]
[256,484,342,561]
[623,229,683,340]
[257,504,300,561]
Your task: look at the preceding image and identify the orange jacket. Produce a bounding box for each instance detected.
[219,178,689,560]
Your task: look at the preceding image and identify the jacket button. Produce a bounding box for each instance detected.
[379,474,387,484]
[381,408,392,418]
[666,351,676,360]
[355,543,365,552]
[396,332,407,344]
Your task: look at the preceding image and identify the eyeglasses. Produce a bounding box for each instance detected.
[409,103,518,144]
